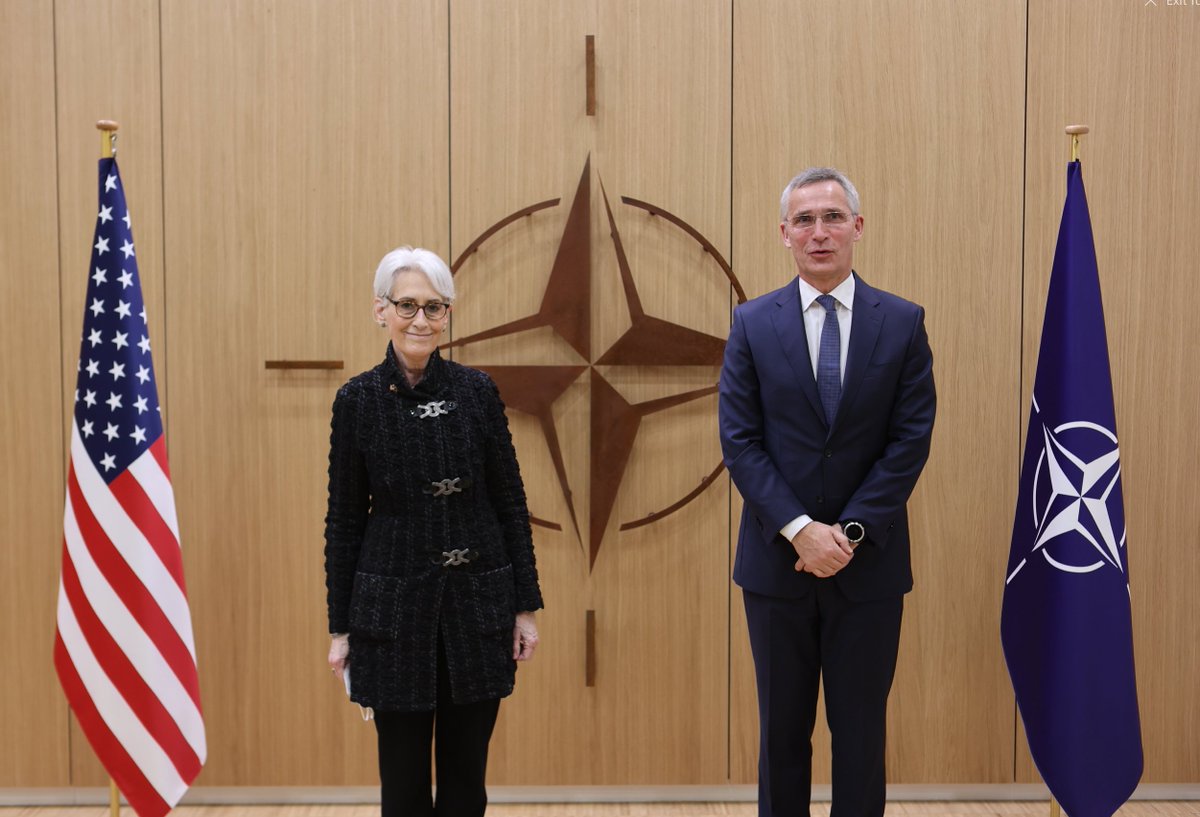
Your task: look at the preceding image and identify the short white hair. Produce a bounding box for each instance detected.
[779,167,861,220]
[372,246,455,302]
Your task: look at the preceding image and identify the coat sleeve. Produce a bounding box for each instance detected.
[479,374,544,612]
[840,306,936,549]
[324,382,370,634]
[718,306,807,541]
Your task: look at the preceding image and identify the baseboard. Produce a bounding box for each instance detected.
[1,783,1198,806]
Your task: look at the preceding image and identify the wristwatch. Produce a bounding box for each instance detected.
[841,520,866,545]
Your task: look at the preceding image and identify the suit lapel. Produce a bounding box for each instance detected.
[770,278,827,424]
[835,273,884,429]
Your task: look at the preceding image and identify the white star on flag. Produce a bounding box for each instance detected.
[135,366,151,384]
[115,300,132,319]
[120,239,135,259]
[92,267,108,285]
[87,329,103,347]
[100,452,117,470]
[95,236,109,255]
[134,395,149,414]
[105,392,123,411]
[112,331,129,350]
[89,298,105,317]
[85,360,100,377]
[108,362,126,381]
[104,173,117,191]
[103,423,120,442]
[98,205,113,223]
[118,270,133,288]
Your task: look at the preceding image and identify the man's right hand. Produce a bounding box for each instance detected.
[790,521,854,577]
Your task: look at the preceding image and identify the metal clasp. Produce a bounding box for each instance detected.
[414,400,453,419]
[441,548,473,567]
[427,477,463,496]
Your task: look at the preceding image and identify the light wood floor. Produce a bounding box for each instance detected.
[3,804,1199,817]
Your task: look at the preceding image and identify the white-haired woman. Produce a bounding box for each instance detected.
[324,246,542,817]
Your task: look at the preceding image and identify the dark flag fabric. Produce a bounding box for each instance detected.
[1001,161,1142,817]
[54,157,206,817]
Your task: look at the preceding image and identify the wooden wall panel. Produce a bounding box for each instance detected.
[449,0,598,786]
[1022,0,1200,784]
[451,0,733,784]
[731,0,1025,784]
[52,0,166,786]
[588,0,731,783]
[0,0,70,786]
[160,0,449,785]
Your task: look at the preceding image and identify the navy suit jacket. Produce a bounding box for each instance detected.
[719,273,936,600]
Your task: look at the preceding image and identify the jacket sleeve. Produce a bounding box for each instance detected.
[479,375,544,612]
[840,306,936,549]
[718,306,807,541]
[324,383,370,633]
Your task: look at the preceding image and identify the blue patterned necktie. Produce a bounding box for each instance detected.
[816,294,841,424]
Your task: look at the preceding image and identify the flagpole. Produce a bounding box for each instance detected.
[1065,124,1089,162]
[99,119,121,817]
[1049,121,1091,817]
[97,119,119,158]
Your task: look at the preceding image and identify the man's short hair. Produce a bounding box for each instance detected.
[780,167,861,220]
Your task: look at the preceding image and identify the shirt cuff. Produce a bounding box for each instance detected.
[780,514,813,542]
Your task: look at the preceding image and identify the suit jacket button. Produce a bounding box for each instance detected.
[816,496,824,504]
[824,449,833,458]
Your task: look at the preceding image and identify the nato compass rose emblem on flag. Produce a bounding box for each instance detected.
[1015,394,1128,578]
[448,157,745,571]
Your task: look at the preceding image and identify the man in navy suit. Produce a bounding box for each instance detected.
[719,167,936,817]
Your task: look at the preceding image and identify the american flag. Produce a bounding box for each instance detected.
[54,157,206,817]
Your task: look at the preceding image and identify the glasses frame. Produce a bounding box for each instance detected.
[385,296,450,320]
[787,209,856,231]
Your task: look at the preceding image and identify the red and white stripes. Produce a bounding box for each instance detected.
[55,424,205,817]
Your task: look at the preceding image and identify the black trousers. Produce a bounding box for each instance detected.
[373,643,501,817]
[743,583,903,817]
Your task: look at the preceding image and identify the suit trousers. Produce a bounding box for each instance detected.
[743,582,903,817]
[373,639,501,817]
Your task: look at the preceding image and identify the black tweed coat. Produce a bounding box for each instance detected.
[324,344,543,711]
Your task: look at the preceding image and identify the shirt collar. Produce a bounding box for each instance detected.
[797,272,856,312]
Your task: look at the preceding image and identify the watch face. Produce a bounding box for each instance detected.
[844,521,865,542]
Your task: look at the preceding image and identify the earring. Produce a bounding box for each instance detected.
[378,321,387,328]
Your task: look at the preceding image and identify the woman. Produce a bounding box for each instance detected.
[324,246,542,817]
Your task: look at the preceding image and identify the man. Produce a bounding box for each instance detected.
[719,167,936,817]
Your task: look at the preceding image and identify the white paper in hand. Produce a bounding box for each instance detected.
[343,667,373,721]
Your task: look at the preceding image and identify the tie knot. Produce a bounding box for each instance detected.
[816,294,838,314]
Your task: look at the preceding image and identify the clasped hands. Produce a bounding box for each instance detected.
[791,521,855,577]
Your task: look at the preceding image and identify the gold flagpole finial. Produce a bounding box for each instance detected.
[97,120,119,159]
[1065,125,1089,162]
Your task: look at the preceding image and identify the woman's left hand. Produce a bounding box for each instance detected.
[513,611,539,661]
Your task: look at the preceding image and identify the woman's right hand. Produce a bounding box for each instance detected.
[328,633,350,683]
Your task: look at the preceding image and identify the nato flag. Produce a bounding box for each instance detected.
[1001,161,1142,817]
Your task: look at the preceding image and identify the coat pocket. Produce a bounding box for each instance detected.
[348,571,439,640]
[466,563,517,637]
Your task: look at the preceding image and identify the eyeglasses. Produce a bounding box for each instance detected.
[385,297,449,320]
[788,210,854,230]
